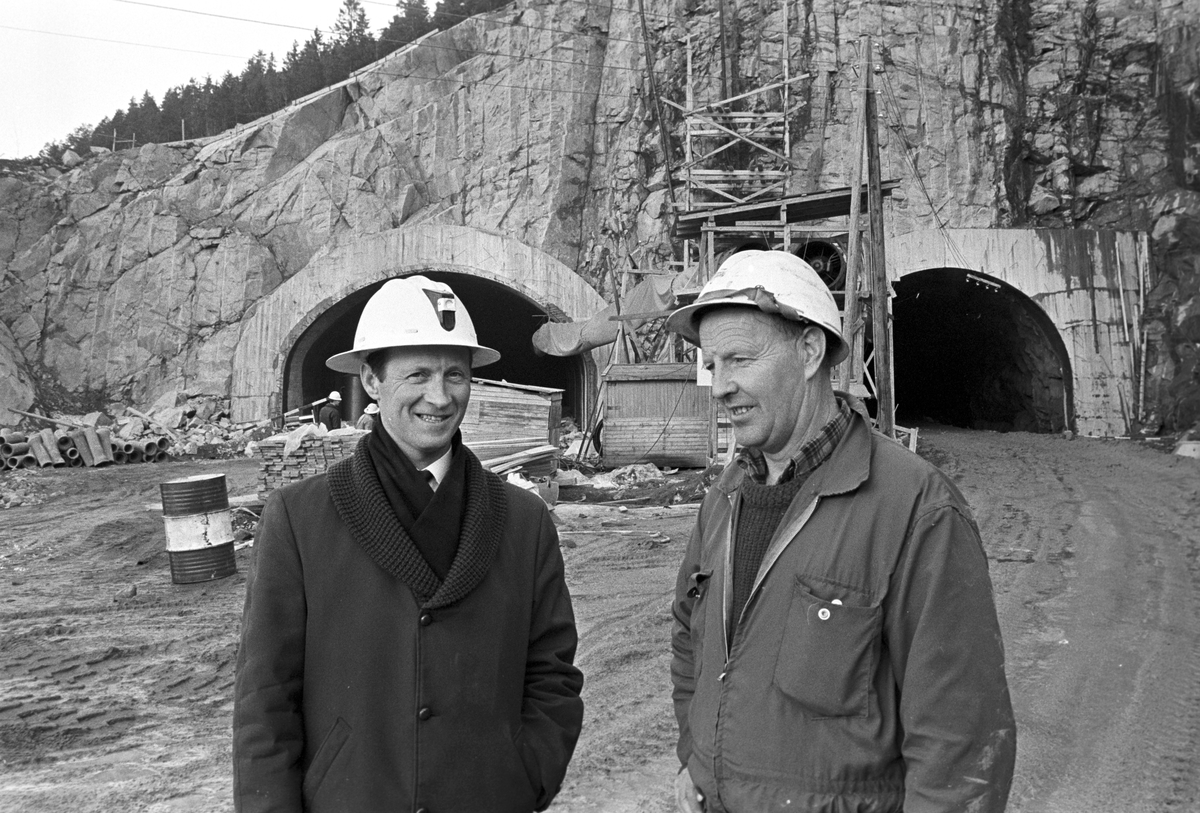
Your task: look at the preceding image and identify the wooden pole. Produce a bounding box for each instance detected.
[864,39,896,438]
[841,38,869,393]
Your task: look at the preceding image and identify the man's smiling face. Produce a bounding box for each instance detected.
[360,345,472,468]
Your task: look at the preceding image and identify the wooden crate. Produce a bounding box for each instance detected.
[603,363,713,468]
[462,378,563,476]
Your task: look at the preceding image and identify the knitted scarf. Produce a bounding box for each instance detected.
[327,435,509,609]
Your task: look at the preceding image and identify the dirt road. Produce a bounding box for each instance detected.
[1,427,1197,812]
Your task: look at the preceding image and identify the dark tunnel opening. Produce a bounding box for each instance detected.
[284,273,589,426]
[891,268,1073,433]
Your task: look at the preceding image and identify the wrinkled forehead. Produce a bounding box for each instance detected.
[697,305,791,347]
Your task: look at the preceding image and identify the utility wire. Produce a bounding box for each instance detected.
[0,23,246,59]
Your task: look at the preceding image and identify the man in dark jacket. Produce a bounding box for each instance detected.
[665,251,1015,813]
[316,391,342,430]
[233,276,584,813]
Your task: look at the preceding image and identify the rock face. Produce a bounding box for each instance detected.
[0,0,1197,431]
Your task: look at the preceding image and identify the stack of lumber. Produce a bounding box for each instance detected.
[479,445,559,476]
[255,431,366,499]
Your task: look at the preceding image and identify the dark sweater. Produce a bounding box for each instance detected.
[731,475,807,627]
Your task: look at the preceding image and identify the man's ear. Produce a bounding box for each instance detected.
[360,361,382,400]
[800,326,828,380]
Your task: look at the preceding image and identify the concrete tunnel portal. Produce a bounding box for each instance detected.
[890,268,1074,433]
[284,273,588,427]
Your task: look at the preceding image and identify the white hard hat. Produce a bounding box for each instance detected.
[665,250,847,365]
[328,390,342,401]
[363,403,379,414]
[326,276,501,374]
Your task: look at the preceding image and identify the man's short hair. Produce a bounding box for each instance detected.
[777,317,835,371]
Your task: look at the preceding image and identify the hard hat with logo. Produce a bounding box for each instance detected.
[363,403,379,414]
[328,390,342,401]
[665,250,847,365]
[326,275,501,374]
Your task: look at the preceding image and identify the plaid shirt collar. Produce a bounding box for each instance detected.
[735,398,852,485]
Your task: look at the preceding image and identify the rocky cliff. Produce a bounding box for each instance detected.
[0,0,1197,431]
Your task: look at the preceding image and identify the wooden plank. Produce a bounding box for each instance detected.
[606,363,695,382]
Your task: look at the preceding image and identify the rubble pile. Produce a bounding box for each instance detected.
[0,391,275,477]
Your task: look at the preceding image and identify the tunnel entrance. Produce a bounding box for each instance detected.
[283,272,590,427]
[891,268,1073,433]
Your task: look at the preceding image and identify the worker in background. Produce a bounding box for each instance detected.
[354,402,379,431]
[666,251,1015,813]
[233,276,584,812]
[316,391,342,430]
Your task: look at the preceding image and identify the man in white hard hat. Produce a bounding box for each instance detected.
[317,390,342,430]
[666,251,1015,813]
[233,276,584,812]
[354,401,379,431]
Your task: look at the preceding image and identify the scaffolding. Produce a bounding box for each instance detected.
[665,33,898,439]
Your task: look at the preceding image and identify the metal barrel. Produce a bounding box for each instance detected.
[159,474,236,584]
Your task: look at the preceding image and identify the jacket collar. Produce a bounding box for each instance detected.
[327,436,509,609]
[712,393,874,502]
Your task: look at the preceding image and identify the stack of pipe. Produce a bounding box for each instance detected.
[1,413,174,474]
[110,435,170,464]
[0,430,38,470]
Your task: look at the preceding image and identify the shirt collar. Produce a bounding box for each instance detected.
[735,398,852,485]
[420,447,454,491]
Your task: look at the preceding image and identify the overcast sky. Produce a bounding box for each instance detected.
[0,0,392,159]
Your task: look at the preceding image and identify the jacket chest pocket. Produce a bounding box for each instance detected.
[772,577,881,719]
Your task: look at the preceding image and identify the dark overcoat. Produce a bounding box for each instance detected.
[233,442,584,813]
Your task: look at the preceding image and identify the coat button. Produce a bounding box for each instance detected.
[419,613,432,626]
[818,607,831,621]
[418,707,432,721]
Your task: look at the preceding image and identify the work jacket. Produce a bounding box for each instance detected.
[233,441,584,813]
[671,410,1016,812]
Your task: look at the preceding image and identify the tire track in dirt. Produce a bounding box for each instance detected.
[925,428,1200,813]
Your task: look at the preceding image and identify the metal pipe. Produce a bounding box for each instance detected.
[67,430,96,466]
[126,447,144,464]
[63,445,79,460]
[16,454,37,469]
[96,428,117,463]
[0,430,27,443]
[55,431,74,452]
[39,429,66,466]
[26,435,54,467]
[112,449,128,465]
[83,428,111,466]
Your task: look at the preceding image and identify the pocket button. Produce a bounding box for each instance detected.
[818,607,831,621]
